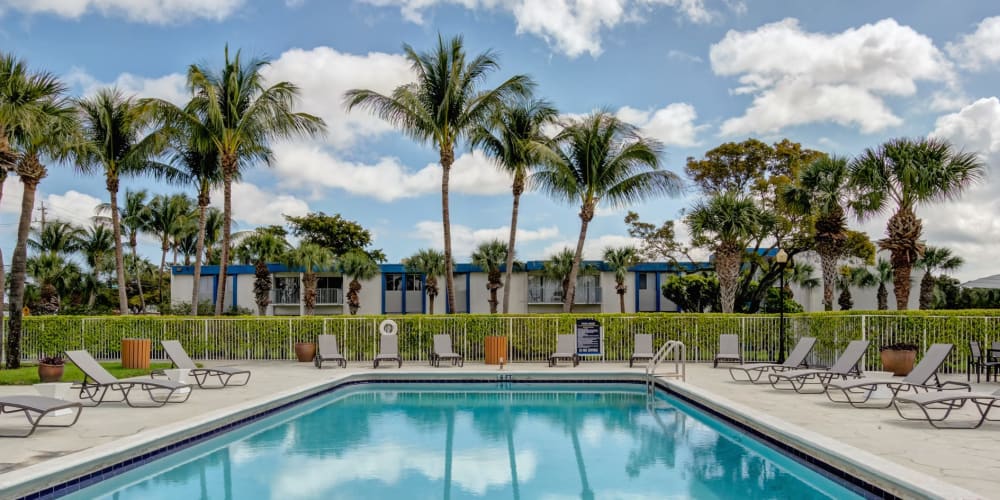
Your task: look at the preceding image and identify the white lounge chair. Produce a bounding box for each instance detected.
[713,334,743,367]
[728,337,816,383]
[430,334,464,367]
[374,334,402,368]
[549,335,579,367]
[630,334,654,367]
[766,340,868,393]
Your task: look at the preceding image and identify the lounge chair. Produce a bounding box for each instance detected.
[549,335,579,367]
[728,337,816,383]
[430,334,464,367]
[0,396,83,438]
[374,334,402,368]
[65,350,192,407]
[630,334,654,367]
[766,340,869,393]
[894,389,1000,429]
[315,335,348,369]
[713,334,743,367]
[825,344,969,408]
[157,340,251,388]
[967,341,1000,383]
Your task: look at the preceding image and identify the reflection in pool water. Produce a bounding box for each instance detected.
[68,384,861,499]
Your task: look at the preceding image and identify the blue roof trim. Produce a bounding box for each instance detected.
[173,260,714,276]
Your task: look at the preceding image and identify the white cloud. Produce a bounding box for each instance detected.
[615,102,706,147]
[0,184,103,228]
[273,143,512,202]
[540,234,642,260]
[947,16,1000,71]
[711,18,955,136]
[210,182,310,227]
[666,49,703,63]
[66,69,188,106]
[0,0,243,24]
[362,0,726,58]
[263,46,414,150]
[413,221,561,259]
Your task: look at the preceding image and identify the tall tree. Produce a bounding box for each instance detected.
[533,112,679,312]
[603,246,639,313]
[686,192,765,313]
[916,246,963,310]
[26,254,81,315]
[624,211,688,263]
[155,46,325,316]
[403,248,447,314]
[2,55,75,367]
[346,34,531,315]
[543,248,578,302]
[235,229,289,315]
[471,240,508,314]
[782,155,851,311]
[472,97,557,313]
[284,212,385,261]
[338,250,379,315]
[145,194,191,305]
[76,88,171,315]
[871,258,894,311]
[850,138,984,310]
[79,222,114,308]
[28,220,84,255]
[282,242,334,316]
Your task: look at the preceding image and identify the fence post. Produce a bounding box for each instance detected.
[203,319,209,360]
[288,318,293,361]
[860,315,866,372]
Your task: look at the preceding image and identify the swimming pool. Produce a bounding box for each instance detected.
[58,382,866,499]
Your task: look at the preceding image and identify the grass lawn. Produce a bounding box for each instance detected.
[0,362,174,385]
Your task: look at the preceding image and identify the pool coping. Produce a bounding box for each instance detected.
[0,370,981,499]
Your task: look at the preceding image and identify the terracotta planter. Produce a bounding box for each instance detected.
[880,349,916,376]
[295,342,317,362]
[38,363,64,383]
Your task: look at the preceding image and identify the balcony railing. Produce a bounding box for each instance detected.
[527,285,602,304]
[274,289,299,305]
[316,288,343,305]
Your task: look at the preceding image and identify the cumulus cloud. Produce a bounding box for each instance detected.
[362,0,730,58]
[263,47,414,150]
[615,102,706,147]
[210,182,310,227]
[0,0,243,24]
[947,16,1000,71]
[540,234,642,261]
[711,18,955,136]
[66,69,188,105]
[0,185,103,228]
[412,221,561,259]
[272,144,512,202]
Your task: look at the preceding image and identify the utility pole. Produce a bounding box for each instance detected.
[37,201,47,232]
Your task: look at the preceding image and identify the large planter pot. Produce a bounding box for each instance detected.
[38,363,64,383]
[880,349,916,376]
[295,342,317,363]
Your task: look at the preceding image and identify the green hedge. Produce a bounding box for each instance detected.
[13,310,1000,372]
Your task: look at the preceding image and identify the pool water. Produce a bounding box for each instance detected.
[66,383,863,499]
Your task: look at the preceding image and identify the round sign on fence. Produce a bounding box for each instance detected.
[379,319,399,335]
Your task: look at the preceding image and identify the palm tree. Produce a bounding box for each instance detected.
[837,266,877,311]
[339,250,379,315]
[916,246,963,310]
[783,155,850,311]
[403,248,447,314]
[78,222,115,307]
[235,230,289,315]
[872,258,894,311]
[472,97,557,313]
[2,55,75,368]
[603,246,639,313]
[152,46,325,316]
[346,34,531,315]
[203,207,224,263]
[785,262,820,302]
[99,188,151,311]
[145,193,189,305]
[281,243,334,316]
[533,112,680,312]
[28,220,84,255]
[471,240,508,313]
[850,138,984,310]
[26,253,81,314]
[686,192,765,313]
[76,88,172,316]
[543,248,578,301]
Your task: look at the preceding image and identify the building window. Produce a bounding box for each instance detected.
[385,273,403,291]
[638,273,648,290]
[274,276,300,305]
[406,274,422,291]
[316,276,343,289]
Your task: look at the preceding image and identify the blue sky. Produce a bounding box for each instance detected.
[2,0,1000,280]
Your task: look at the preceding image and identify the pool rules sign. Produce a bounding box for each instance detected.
[575,318,603,356]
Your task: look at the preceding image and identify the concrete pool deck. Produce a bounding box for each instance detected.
[0,361,995,498]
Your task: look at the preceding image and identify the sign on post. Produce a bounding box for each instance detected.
[575,318,603,356]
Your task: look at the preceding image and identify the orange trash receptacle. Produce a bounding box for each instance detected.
[122,338,152,369]
[485,336,507,365]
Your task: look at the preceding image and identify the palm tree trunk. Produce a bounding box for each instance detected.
[877,283,888,310]
[7,174,41,368]
[427,276,437,314]
[884,208,923,310]
[0,175,5,352]
[191,196,209,315]
[919,273,935,310]
[441,147,456,315]
[131,240,145,312]
[303,271,317,316]
[348,279,361,315]
[502,174,524,314]
[158,242,168,306]
[817,248,838,311]
[108,184,130,315]
[617,281,626,313]
[563,202,595,313]
[717,244,740,313]
[215,159,235,316]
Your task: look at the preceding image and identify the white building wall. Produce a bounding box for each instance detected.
[467,272,491,314]
[170,272,191,309]
[355,275,382,315]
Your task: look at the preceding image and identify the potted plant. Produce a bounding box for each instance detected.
[294,342,317,362]
[38,355,65,383]
[880,342,918,376]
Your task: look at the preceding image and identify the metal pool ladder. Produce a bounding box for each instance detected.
[645,340,686,396]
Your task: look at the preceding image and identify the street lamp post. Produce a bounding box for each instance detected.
[775,248,789,363]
